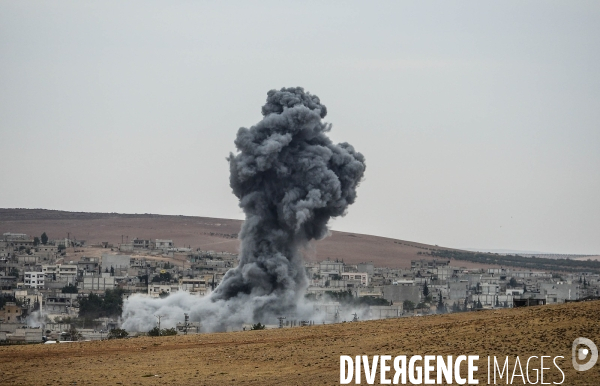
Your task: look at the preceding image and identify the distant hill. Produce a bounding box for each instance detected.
[0,208,491,269]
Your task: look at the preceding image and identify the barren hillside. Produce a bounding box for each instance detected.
[0,209,493,269]
[1,301,598,385]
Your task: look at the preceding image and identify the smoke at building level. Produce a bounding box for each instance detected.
[121,87,366,332]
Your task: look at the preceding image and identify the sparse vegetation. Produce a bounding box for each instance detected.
[403,300,415,311]
[250,323,266,330]
[147,327,177,336]
[78,288,124,318]
[61,284,78,294]
[107,328,129,339]
[152,272,172,283]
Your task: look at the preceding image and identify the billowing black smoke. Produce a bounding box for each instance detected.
[121,87,365,331]
[214,87,366,314]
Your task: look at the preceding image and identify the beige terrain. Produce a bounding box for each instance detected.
[0,209,497,269]
[1,301,599,385]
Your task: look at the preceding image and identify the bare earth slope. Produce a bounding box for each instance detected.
[1,301,599,385]
[0,208,493,269]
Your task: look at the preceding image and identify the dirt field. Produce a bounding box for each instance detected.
[0,208,497,269]
[1,301,599,385]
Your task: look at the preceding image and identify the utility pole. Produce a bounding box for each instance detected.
[154,314,166,335]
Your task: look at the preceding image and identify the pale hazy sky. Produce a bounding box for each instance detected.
[1,1,599,254]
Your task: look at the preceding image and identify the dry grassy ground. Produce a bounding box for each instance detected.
[0,209,496,269]
[1,301,599,385]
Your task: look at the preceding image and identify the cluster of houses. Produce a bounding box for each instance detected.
[1,231,599,341]
[306,258,599,319]
[0,232,236,342]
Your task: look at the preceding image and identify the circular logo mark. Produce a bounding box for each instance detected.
[572,337,598,371]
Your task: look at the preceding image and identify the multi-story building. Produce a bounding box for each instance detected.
[23,272,45,289]
[81,276,116,291]
[132,239,152,249]
[0,302,23,323]
[179,278,209,296]
[319,259,344,275]
[155,239,174,249]
[148,283,179,298]
[341,272,369,286]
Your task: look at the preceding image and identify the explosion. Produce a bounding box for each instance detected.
[122,87,366,331]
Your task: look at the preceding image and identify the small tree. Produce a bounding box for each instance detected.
[148,326,177,336]
[423,280,429,297]
[64,326,82,341]
[403,300,415,312]
[41,232,48,245]
[61,284,78,294]
[251,323,266,330]
[509,277,518,287]
[33,237,40,246]
[451,302,459,312]
[437,292,445,313]
[138,274,149,285]
[476,299,483,309]
[108,328,129,339]
[151,272,172,283]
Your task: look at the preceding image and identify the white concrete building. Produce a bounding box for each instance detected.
[148,284,179,298]
[341,272,368,286]
[23,272,45,289]
[59,265,77,280]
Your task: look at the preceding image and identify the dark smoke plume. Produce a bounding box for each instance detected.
[122,87,365,331]
[216,86,365,309]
